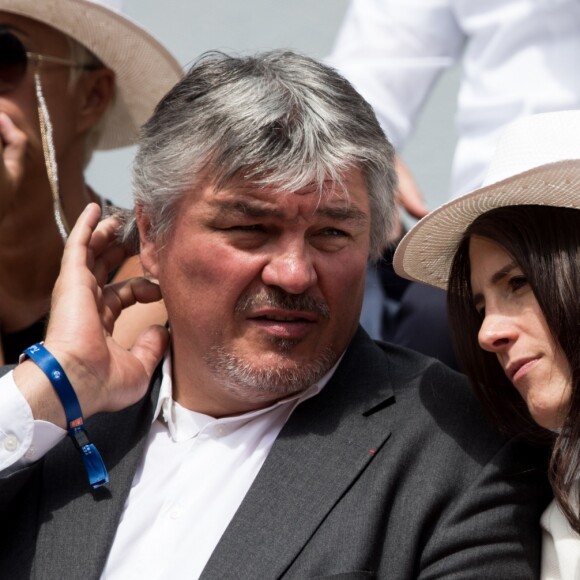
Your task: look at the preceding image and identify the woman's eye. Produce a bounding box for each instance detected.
[509,275,528,292]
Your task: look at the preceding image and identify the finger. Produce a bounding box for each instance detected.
[92,244,132,288]
[89,215,134,285]
[62,203,102,261]
[55,203,102,291]
[0,112,27,164]
[394,156,429,219]
[88,214,124,256]
[101,278,162,331]
[396,189,429,219]
[126,324,170,382]
[106,277,162,311]
[0,112,27,198]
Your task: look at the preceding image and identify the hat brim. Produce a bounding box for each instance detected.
[393,159,580,290]
[1,0,182,149]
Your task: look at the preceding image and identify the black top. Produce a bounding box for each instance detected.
[1,197,122,364]
[2,317,48,364]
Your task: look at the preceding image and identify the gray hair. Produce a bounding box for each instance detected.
[131,50,397,259]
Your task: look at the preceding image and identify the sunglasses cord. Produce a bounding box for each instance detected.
[34,70,70,243]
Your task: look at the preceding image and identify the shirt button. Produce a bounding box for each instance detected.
[4,435,19,452]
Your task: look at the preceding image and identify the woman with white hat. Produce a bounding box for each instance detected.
[394,110,580,578]
[0,0,180,364]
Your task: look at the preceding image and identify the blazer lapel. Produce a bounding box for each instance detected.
[32,370,163,579]
[201,328,395,580]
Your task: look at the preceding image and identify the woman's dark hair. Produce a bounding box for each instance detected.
[448,205,580,532]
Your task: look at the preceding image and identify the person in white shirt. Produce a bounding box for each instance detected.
[0,50,549,579]
[394,110,580,580]
[327,0,580,366]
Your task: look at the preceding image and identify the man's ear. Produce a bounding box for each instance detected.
[76,67,116,134]
[135,204,161,279]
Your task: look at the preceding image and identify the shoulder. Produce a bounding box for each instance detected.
[340,330,547,472]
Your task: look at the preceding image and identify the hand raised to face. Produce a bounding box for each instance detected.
[13,203,170,427]
[0,112,27,219]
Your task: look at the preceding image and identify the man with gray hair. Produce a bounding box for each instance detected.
[0,51,548,578]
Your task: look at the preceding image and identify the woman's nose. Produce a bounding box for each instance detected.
[477,313,518,353]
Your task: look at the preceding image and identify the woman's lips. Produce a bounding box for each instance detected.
[506,357,540,383]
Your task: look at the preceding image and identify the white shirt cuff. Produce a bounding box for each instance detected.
[0,370,66,472]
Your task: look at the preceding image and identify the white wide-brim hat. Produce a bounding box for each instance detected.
[393,110,580,290]
[0,0,182,150]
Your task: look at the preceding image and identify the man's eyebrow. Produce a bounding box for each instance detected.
[213,201,285,219]
[315,205,369,223]
[472,261,518,307]
[212,200,368,223]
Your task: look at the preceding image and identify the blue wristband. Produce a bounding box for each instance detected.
[22,343,109,489]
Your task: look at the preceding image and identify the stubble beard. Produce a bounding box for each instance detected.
[203,340,337,403]
[203,286,336,403]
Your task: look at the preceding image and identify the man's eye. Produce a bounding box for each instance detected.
[321,228,348,237]
[227,224,264,232]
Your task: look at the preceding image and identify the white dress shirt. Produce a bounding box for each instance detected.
[327,0,580,198]
[541,491,580,580]
[0,353,339,579]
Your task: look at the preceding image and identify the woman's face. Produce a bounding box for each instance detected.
[469,235,572,429]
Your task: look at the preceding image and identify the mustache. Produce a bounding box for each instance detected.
[235,287,330,319]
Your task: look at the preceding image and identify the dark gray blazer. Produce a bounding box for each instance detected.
[0,328,551,579]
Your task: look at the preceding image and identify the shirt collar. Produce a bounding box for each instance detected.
[152,350,342,442]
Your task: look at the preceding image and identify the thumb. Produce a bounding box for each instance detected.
[0,112,27,186]
[394,156,429,219]
[129,324,170,379]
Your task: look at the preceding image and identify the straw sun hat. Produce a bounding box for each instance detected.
[393,110,580,290]
[0,0,182,149]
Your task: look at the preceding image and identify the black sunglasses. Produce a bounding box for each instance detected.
[0,29,101,94]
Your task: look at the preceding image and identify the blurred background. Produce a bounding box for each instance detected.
[86,0,460,217]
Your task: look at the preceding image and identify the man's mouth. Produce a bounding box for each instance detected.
[251,310,317,323]
[236,287,330,320]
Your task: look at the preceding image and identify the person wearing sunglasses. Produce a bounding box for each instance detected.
[394,110,580,578]
[0,0,180,364]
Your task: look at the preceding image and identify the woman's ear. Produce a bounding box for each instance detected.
[75,67,116,134]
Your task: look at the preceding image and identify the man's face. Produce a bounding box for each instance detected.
[140,169,371,416]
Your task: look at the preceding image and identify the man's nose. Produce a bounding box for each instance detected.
[477,313,517,353]
[261,243,317,295]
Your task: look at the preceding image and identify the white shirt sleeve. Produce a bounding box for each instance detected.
[451,0,580,196]
[327,0,580,198]
[0,370,66,473]
[326,0,464,150]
